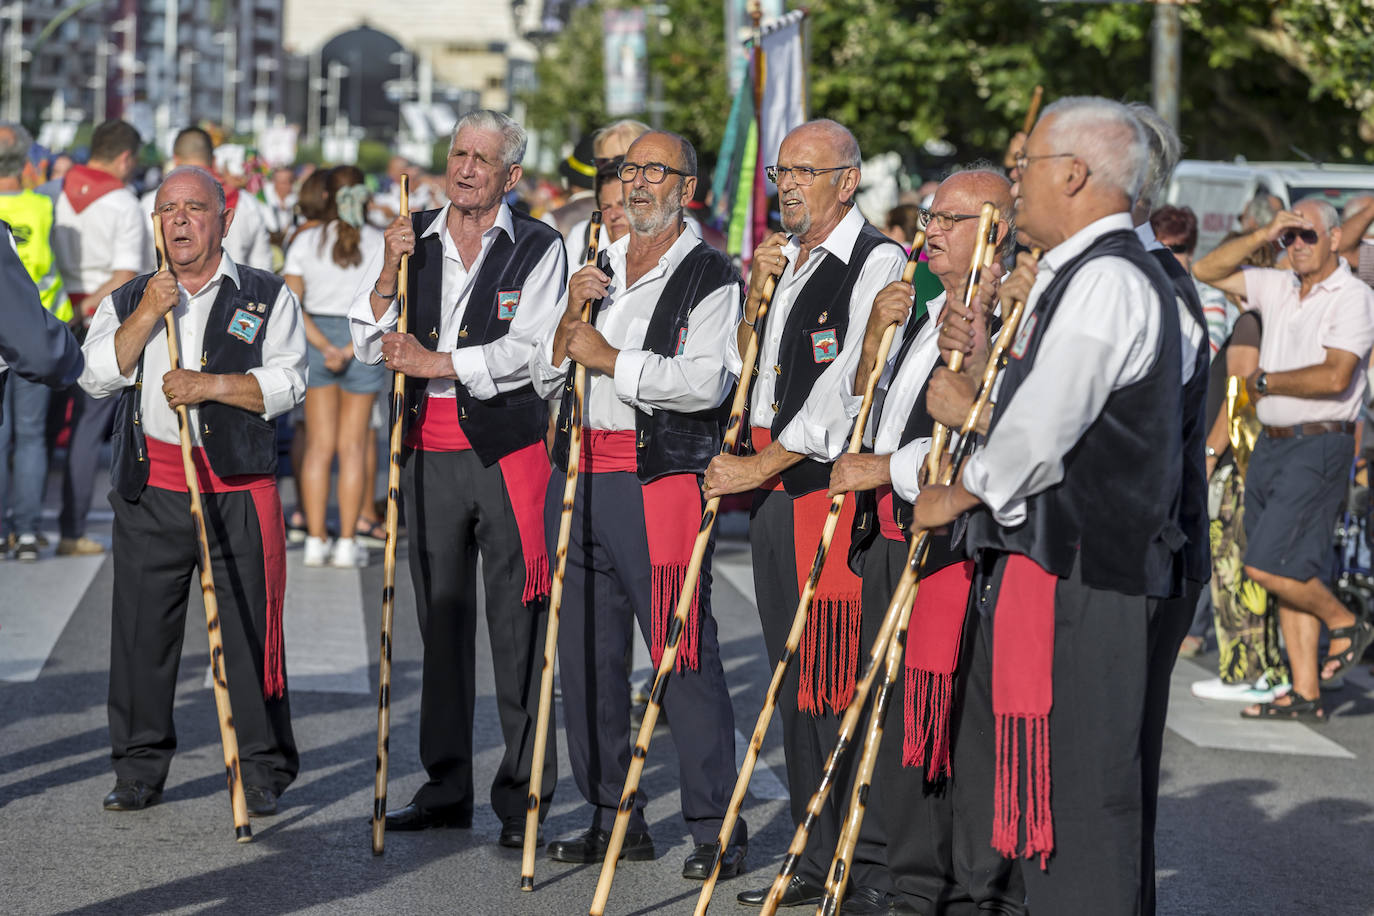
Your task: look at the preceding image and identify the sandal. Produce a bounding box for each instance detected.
[1240,692,1327,724]
[1320,618,1374,686]
[354,518,387,549]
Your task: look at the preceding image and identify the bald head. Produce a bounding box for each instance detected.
[787,119,861,169]
[926,168,1015,287]
[156,165,225,213]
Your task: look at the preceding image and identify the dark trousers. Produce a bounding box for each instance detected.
[547,470,743,845]
[61,388,117,539]
[1140,578,1202,916]
[954,554,1151,916]
[400,447,554,822]
[864,538,1022,914]
[108,485,298,793]
[751,487,887,890]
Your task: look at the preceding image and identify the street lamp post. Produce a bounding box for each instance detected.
[156,0,177,148]
[306,48,324,149]
[178,47,198,128]
[252,54,278,137]
[216,30,239,134]
[1,1,24,123]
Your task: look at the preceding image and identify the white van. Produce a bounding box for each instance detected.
[1166,160,1374,255]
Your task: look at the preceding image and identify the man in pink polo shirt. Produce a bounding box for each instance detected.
[1196,197,1374,722]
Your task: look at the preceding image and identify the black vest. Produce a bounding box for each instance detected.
[552,240,741,482]
[1151,247,1211,587]
[404,206,563,466]
[110,264,286,501]
[964,229,1185,598]
[770,222,904,496]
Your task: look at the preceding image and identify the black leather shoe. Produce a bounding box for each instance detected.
[681,842,747,880]
[244,785,278,817]
[736,875,825,908]
[499,817,544,849]
[384,802,472,831]
[546,826,655,864]
[839,885,888,914]
[102,779,162,811]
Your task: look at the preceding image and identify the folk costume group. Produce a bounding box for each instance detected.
[87,99,1213,915]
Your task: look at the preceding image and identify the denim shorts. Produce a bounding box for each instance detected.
[306,315,386,394]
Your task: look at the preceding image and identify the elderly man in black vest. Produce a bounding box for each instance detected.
[529,129,748,879]
[916,97,1185,915]
[702,119,906,909]
[349,110,567,845]
[79,165,306,816]
[828,167,1022,914]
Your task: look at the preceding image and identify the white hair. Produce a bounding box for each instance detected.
[1126,102,1181,211]
[450,110,528,168]
[1041,96,1150,201]
[1296,197,1340,232]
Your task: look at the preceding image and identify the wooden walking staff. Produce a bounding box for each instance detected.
[759,243,1039,916]
[923,203,998,482]
[816,252,1042,916]
[372,174,409,856]
[1024,85,1044,135]
[691,231,927,916]
[151,214,253,843]
[587,269,782,916]
[521,211,604,891]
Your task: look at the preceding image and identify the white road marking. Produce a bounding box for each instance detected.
[0,545,103,682]
[1167,658,1354,759]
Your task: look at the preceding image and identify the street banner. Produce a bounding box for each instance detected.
[604,9,648,116]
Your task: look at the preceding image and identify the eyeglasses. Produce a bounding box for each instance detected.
[617,161,690,184]
[1012,151,1078,173]
[765,165,849,186]
[918,209,981,232]
[1279,227,1320,247]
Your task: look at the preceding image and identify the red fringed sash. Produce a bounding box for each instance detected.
[146,437,286,699]
[902,559,973,779]
[990,553,1057,868]
[749,426,863,716]
[581,430,702,671]
[406,400,551,603]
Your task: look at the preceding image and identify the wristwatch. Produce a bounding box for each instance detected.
[1255,372,1269,396]
[1205,445,1218,458]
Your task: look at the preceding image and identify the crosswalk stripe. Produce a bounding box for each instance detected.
[1167,657,1354,758]
[202,549,372,695]
[0,544,104,682]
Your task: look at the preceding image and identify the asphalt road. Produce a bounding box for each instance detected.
[3,467,1374,916]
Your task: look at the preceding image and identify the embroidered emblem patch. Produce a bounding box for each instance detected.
[811,329,839,363]
[228,308,264,344]
[675,327,688,355]
[497,289,521,320]
[1010,313,1038,360]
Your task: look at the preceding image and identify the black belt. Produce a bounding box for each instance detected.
[1262,421,1357,439]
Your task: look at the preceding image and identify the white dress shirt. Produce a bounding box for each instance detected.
[53,185,152,294]
[724,206,906,460]
[348,201,567,402]
[78,254,306,448]
[877,291,948,504]
[962,212,1165,526]
[530,223,740,429]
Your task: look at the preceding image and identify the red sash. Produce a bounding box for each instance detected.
[902,559,972,780]
[63,164,125,214]
[991,553,1057,868]
[751,426,863,715]
[146,437,286,699]
[580,430,703,671]
[876,485,903,543]
[405,399,550,603]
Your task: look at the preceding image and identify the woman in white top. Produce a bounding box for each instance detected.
[283,166,386,568]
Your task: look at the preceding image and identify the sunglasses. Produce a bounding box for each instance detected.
[1279,228,1320,247]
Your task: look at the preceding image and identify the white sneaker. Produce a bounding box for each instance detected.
[330,537,366,568]
[1192,675,1290,704]
[303,536,332,567]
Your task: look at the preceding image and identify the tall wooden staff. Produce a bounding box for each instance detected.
[691,232,926,916]
[151,214,252,843]
[587,269,781,916]
[756,232,1021,916]
[1024,85,1045,136]
[816,253,1041,916]
[372,174,409,856]
[923,203,997,481]
[521,211,604,890]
